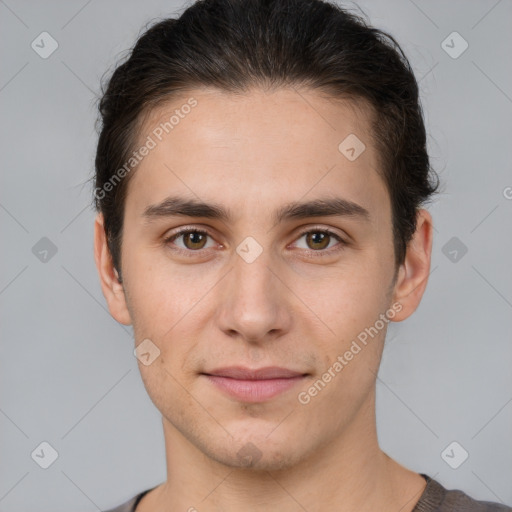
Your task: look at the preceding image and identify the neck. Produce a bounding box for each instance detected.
[139,391,426,512]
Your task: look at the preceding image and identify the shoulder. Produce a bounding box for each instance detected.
[418,475,512,512]
[441,489,512,512]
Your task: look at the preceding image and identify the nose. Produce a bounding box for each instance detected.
[216,247,292,344]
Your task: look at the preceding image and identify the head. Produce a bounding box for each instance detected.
[94,0,438,471]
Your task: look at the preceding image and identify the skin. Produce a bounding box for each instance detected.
[95,87,433,512]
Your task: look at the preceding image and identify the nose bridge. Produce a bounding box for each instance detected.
[232,239,278,308]
[233,244,274,300]
[217,240,288,341]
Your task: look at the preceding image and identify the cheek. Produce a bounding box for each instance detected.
[124,257,215,376]
[123,248,203,331]
[136,353,202,433]
[300,263,391,343]
[295,262,393,406]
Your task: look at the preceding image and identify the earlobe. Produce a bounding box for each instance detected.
[93,213,132,326]
[391,209,433,322]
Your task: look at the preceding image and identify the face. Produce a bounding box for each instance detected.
[95,87,431,471]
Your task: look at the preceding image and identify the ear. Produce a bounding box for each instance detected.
[390,209,433,322]
[94,213,132,325]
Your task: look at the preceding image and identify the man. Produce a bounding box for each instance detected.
[93,0,511,510]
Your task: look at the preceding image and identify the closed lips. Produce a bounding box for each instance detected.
[202,366,307,380]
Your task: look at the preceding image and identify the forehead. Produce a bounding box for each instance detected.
[125,86,389,223]
[139,86,375,159]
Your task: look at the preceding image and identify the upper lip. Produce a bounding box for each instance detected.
[203,366,306,380]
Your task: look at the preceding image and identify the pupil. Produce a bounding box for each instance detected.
[309,232,327,249]
[188,232,204,248]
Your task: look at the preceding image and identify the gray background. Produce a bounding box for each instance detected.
[1,0,511,510]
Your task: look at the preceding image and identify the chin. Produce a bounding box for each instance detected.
[203,431,306,472]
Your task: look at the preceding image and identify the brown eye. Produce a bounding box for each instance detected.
[165,229,214,252]
[305,231,331,250]
[293,228,346,256]
[182,231,208,250]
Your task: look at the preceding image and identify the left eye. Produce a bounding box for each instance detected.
[294,230,344,252]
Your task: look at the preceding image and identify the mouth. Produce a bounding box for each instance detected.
[201,366,309,403]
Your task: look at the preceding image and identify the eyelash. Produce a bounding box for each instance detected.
[162,226,347,258]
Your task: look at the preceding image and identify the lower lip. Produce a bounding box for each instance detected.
[203,375,306,402]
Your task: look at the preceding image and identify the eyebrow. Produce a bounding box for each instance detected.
[142,196,371,224]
